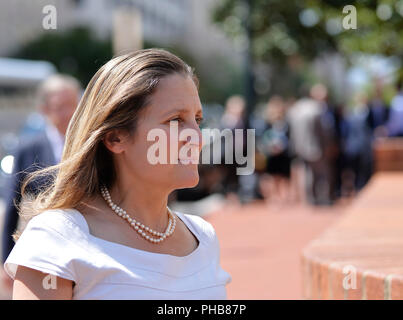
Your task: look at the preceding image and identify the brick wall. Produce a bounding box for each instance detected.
[373,138,403,172]
[301,172,403,300]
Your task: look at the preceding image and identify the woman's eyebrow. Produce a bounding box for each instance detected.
[162,108,203,117]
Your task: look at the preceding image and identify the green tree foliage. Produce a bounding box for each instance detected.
[213,0,403,60]
[212,0,403,96]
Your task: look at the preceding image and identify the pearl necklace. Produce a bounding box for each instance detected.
[100,185,176,244]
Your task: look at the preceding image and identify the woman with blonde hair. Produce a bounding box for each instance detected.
[3,48,232,299]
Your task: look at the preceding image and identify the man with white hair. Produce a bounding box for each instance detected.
[0,74,80,290]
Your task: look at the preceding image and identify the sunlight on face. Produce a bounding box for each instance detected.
[121,73,203,192]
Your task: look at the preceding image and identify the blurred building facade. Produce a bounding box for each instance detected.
[0,0,240,63]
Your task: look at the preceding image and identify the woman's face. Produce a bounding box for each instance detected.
[114,73,203,192]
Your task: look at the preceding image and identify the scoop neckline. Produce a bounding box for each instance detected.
[67,208,203,260]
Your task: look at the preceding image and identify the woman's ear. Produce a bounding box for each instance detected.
[103,129,128,154]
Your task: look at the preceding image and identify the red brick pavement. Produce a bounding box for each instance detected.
[204,201,344,300]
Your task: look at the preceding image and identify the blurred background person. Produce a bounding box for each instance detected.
[310,83,340,205]
[258,96,291,206]
[218,95,246,204]
[366,79,390,139]
[386,79,403,137]
[287,90,322,205]
[341,92,373,196]
[287,83,341,206]
[0,74,80,290]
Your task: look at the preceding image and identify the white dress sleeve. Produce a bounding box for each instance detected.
[3,211,78,282]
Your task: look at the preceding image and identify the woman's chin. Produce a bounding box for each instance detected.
[174,168,200,189]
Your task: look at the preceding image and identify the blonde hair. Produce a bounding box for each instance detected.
[14,48,198,242]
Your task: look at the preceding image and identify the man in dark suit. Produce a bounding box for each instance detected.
[0,74,80,290]
[364,79,390,139]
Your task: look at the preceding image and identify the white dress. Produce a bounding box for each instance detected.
[3,208,232,299]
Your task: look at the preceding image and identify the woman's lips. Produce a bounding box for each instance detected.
[178,144,200,164]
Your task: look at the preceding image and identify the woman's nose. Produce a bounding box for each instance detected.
[181,124,202,149]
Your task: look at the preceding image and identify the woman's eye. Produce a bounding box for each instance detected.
[168,117,204,126]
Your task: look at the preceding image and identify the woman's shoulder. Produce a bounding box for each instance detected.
[174,211,217,244]
[25,208,90,238]
[4,208,89,282]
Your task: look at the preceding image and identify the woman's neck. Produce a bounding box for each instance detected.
[106,180,171,232]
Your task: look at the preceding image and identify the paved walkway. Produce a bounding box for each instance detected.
[204,200,344,300]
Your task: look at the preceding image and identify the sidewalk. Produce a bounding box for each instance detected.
[204,201,343,299]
